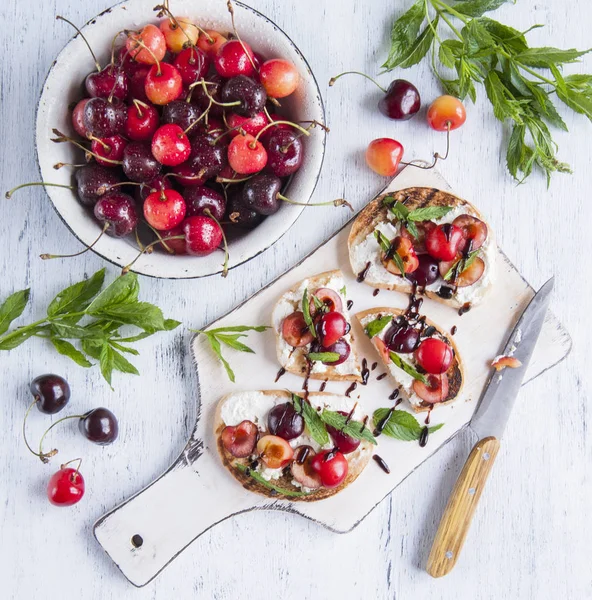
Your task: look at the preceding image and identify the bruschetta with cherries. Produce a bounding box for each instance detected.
[214,390,375,500]
[357,306,464,412]
[272,270,362,382]
[348,187,495,311]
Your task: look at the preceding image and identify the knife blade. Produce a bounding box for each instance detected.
[426,277,554,578]
[469,276,554,440]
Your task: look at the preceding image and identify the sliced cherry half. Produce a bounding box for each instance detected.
[325,411,361,454]
[384,324,420,353]
[281,311,314,348]
[291,446,322,489]
[439,256,485,287]
[310,288,343,313]
[425,224,466,261]
[414,338,453,374]
[381,236,419,275]
[257,435,294,469]
[401,220,436,254]
[452,214,488,251]
[374,338,390,363]
[310,449,348,488]
[267,402,304,440]
[412,374,449,404]
[221,420,258,458]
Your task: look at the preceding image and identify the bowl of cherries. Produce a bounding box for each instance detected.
[34,0,326,278]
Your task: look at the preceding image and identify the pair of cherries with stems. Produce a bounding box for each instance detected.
[329,71,467,177]
[24,374,118,507]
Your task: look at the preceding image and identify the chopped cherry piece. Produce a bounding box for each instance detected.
[143,189,186,231]
[317,312,347,348]
[310,449,348,488]
[381,236,419,275]
[291,447,322,489]
[221,420,258,458]
[257,435,294,469]
[310,338,351,365]
[281,311,314,347]
[425,224,466,261]
[492,356,522,371]
[414,338,453,374]
[310,288,343,313]
[214,39,256,78]
[126,24,166,65]
[325,412,361,454]
[412,374,449,404]
[151,124,191,166]
[406,254,440,287]
[267,402,304,440]
[452,214,488,251]
[385,324,420,353]
[47,467,85,507]
[439,256,485,287]
[374,338,391,363]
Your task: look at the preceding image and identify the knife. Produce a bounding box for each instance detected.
[426,277,554,578]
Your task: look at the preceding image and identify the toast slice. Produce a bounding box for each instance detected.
[272,270,362,382]
[348,187,495,310]
[214,390,374,501]
[356,307,464,413]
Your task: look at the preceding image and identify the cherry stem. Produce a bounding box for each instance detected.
[22,399,56,463]
[204,208,229,277]
[278,194,353,211]
[400,122,451,170]
[88,135,111,151]
[252,120,311,147]
[299,119,330,133]
[40,222,109,260]
[122,235,185,274]
[209,123,245,144]
[143,221,174,254]
[53,162,86,170]
[128,34,161,75]
[110,30,127,67]
[133,98,149,118]
[52,129,123,165]
[61,457,83,476]
[198,79,240,107]
[134,228,147,253]
[183,100,211,135]
[38,415,86,463]
[5,182,74,199]
[216,175,252,184]
[328,71,387,93]
[154,4,201,48]
[56,16,101,72]
[226,0,258,74]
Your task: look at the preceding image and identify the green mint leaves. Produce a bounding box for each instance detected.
[235,463,312,497]
[194,325,269,383]
[373,407,444,441]
[389,351,427,384]
[364,315,393,338]
[443,250,480,281]
[320,410,377,444]
[383,0,592,184]
[383,198,452,240]
[307,351,340,363]
[0,269,181,387]
[374,229,407,278]
[293,394,329,445]
[301,288,317,339]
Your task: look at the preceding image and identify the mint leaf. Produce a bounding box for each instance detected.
[556,87,592,123]
[398,19,438,69]
[51,339,92,368]
[99,343,115,387]
[50,323,106,340]
[373,408,443,441]
[320,410,377,444]
[47,269,105,318]
[164,319,182,330]
[382,1,425,70]
[235,463,312,497]
[515,47,591,68]
[302,289,316,338]
[86,272,139,314]
[451,0,510,18]
[293,395,329,445]
[215,333,255,354]
[339,285,347,296]
[0,289,30,336]
[0,327,41,350]
[364,315,392,338]
[386,200,409,220]
[207,325,269,334]
[389,351,427,383]
[308,351,340,363]
[443,250,480,281]
[408,206,453,221]
[374,229,391,253]
[111,347,140,376]
[81,339,102,360]
[207,335,235,383]
[97,302,166,333]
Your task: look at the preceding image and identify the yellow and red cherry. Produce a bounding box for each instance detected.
[257,435,294,469]
[427,95,466,131]
[125,101,159,141]
[317,312,348,348]
[173,46,210,86]
[425,224,466,261]
[282,312,314,347]
[197,29,227,57]
[366,138,404,176]
[452,214,488,251]
[291,447,322,489]
[143,189,187,230]
[310,449,348,488]
[126,24,166,65]
[47,465,85,507]
[412,373,449,404]
[438,255,485,287]
[226,111,268,138]
[91,135,127,167]
[160,17,198,54]
[215,39,256,78]
[151,124,191,166]
[183,215,223,256]
[145,63,183,105]
[228,134,267,174]
[160,224,187,255]
[414,338,453,374]
[382,236,419,275]
[221,420,258,458]
[310,288,343,313]
[259,59,299,98]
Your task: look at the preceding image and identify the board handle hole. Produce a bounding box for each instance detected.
[131,534,143,548]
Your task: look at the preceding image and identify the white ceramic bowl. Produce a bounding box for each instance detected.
[36,0,326,278]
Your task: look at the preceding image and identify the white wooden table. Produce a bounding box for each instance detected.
[0,0,590,598]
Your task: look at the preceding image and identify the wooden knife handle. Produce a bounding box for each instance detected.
[426,436,500,578]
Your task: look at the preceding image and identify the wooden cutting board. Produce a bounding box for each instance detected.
[93,167,571,587]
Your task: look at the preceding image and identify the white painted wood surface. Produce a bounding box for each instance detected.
[0,0,590,598]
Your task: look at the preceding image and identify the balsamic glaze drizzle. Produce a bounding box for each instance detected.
[377,373,387,381]
[357,261,371,283]
[345,382,357,397]
[274,367,286,383]
[373,454,391,474]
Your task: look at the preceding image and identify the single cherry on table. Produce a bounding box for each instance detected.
[366,138,404,176]
[47,464,85,507]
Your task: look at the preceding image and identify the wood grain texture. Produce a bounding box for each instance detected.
[427,437,501,578]
[0,0,590,599]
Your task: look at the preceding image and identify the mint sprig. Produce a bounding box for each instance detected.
[364,315,393,338]
[443,250,480,281]
[194,325,270,383]
[389,351,427,384]
[293,394,329,445]
[320,410,377,444]
[384,198,453,229]
[308,351,340,363]
[374,230,407,279]
[235,463,312,497]
[302,288,316,338]
[373,407,444,441]
[0,269,180,387]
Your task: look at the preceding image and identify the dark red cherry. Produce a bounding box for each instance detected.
[94,191,138,237]
[378,79,421,120]
[406,254,440,286]
[122,142,161,182]
[72,98,90,137]
[75,164,121,206]
[267,402,304,440]
[265,129,303,177]
[221,75,267,117]
[192,75,224,117]
[135,175,173,203]
[325,411,361,454]
[242,173,281,215]
[184,186,226,221]
[183,215,223,256]
[226,188,264,228]
[85,65,128,100]
[188,134,227,180]
[91,134,127,167]
[173,47,210,86]
[30,374,70,414]
[384,324,420,353]
[83,98,126,137]
[170,161,208,187]
[310,339,351,365]
[78,407,118,445]
[127,66,151,103]
[162,100,203,136]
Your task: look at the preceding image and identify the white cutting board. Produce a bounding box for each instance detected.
[93,168,571,587]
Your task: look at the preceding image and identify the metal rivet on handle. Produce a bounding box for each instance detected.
[482,452,490,461]
[468,487,476,495]
[445,551,454,559]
